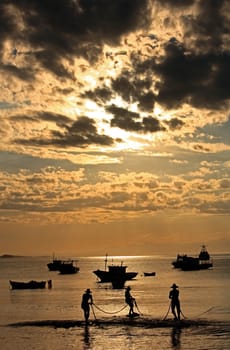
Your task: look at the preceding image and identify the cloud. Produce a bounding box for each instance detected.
[0,165,229,224]
[14,115,114,148]
[1,0,152,71]
[154,41,230,110]
[11,111,72,125]
[183,0,228,53]
[0,101,19,110]
[165,118,185,130]
[157,0,195,6]
[106,104,165,133]
[0,64,35,81]
[81,86,113,106]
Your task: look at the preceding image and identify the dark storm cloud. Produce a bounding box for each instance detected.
[155,41,230,110]
[1,0,151,73]
[37,111,73,125]
[127,0,229,111]
[166,118,185,130]
[107,105,142,131]
[34,51,75,79]
[82,65,155,111]
[82,86,113,105]
[15,116,114,148]
[11,111,73,125]
[111,69,155,111]
[184,0,228,53]
[138,91,155,112]
[0,64,35,81]
[153,0,230,110]
[0,3,18,54]
[142,116,165,133]
[156,0,194,6]
[1,0,229,139]
[52,116,115,147]
[107,105,164,133]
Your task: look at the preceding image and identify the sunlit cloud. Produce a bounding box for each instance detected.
[0,0,229,254]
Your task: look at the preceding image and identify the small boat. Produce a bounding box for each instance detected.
[93,255,138,288]
[144,272,156,277]
[172,245,213,271]
[47,255,64,271]
[10,280,46,290]
[58,260,80,274]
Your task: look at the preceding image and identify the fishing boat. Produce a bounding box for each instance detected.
[58,260,80,274]
[47,255,64,271]
[93,255,138,288]
[9,280,46,289]
[144,272,156,277]
[172,245,213,271]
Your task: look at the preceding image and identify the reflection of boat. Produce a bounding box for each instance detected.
[47,255,63,271]
[172,245,213,271]
[144,272,156,277]
[93,255,138,288]
[10,280,46,289]
[58,260,80,274]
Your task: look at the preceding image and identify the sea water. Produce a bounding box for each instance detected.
[0,255,229,349]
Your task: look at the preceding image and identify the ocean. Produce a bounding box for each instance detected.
[0,254,229,349]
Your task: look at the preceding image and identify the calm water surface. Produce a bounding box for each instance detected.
[0,255,229,349]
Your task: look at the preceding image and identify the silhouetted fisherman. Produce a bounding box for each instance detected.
[169,283,181,320]
[125,286,136,316]
[81,289,93,322]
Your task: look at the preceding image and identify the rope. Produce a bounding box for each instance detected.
[162,302,187,320]
[163,303,220,321]
[90,304,97,320]
[162,302,171,320]
[193,306,220,318]
[92,303,217,323]
[135,301,143,315]
[93,303,128,315]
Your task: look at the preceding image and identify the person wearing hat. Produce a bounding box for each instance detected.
[81,289,93,322]
[169,283,181,320]
[125,286,136,316]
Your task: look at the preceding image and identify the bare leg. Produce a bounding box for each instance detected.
[176,302,181,320]
[171,303,177,320]
[84,307,90,322]
[129,302,134,315]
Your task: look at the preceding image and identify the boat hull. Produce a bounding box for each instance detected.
[10,280,46,289]
[47,260,63,271]
[93,269,138,283]
[181,262,213,271]
[144,272,156,277]
[58,264,79,274]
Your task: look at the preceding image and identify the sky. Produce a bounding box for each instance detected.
[0,0,229,257]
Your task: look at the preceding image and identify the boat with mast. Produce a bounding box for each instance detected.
[47,254,63,271]
[172,245,213,271]
[93,254,138,288]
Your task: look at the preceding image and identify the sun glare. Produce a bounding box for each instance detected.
[154,104,172,121]
[83,74,97,89]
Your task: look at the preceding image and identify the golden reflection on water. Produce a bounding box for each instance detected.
[0,255,229,350]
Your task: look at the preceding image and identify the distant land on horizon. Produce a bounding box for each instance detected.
[0,254,25,258]
[0,251,229,259]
